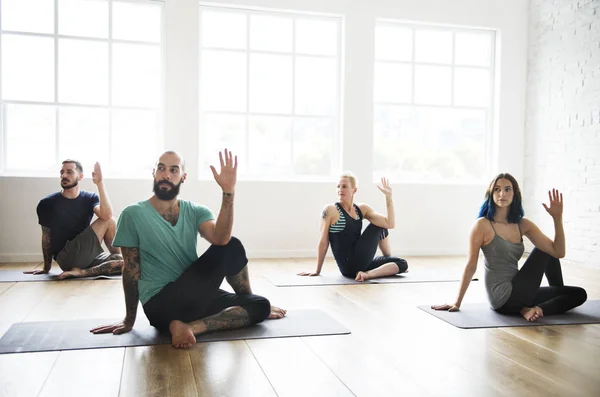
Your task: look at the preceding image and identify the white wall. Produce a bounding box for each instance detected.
[524,0,600,267]
[0,0,528,261]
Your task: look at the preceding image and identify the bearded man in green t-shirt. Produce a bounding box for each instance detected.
[91,149,286,348]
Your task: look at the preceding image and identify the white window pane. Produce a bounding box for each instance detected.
[250,14,292,52]
[1,35,54,102]
[199,114,246,174]
[295,57,337,116]
[375,25,412,61]
[374,62,412,103]
[59,39,108,105]
[374,106,487,182]
[1,0,54,34]
[414,29,452,64]
[293,118,333,176]
[295,18,338,56]
[414,65,451,106]
[454,68,491,107]
[200,51,246,112]
[455,32,492,67]
[111,110,159,172]
[248,116,292,175]
[374,105,416,178]
[112,43,161,107]
[113,1,161,43]
[201,10,246,49]
[58,107,110,168]
[5,104,55,170]
[59,0,108,38]
[249,54,292,114]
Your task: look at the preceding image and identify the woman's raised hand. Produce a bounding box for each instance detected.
[542,188,563,219]
[376,177,392,198]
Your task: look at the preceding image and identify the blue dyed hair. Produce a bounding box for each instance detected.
[478,173,524,224]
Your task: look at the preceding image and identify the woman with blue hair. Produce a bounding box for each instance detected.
[432,173,586,321]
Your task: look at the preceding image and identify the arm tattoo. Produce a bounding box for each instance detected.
[41,226,52,270]
[321,209,328,220]
[122,248,141,325]
[214,193,234,242]
[203,306,251,332]
[226,266,252,295]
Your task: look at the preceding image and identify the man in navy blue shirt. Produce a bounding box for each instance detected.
[25,160,123,279]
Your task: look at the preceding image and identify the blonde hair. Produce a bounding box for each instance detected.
[339,171,357,188]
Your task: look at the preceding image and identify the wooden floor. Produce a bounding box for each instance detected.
[1,257,599,397]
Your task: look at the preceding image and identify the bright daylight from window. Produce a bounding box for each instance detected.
[198,7,342,180]
[373,22,495,183]
[0,0,163,177]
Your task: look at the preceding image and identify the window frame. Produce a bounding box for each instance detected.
[0,0,166,178]
[373,19,497,184]
[198,3,344,182]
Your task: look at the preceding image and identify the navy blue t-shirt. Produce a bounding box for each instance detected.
[36,191,99,258]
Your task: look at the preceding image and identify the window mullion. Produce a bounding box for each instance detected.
[245,11,251,172]
[54,0,60,167]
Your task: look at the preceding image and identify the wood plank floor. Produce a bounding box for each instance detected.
[0,257,599,397]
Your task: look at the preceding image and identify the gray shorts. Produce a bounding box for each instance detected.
[55,226,110,271]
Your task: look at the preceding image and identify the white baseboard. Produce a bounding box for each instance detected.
[0,254,43,263]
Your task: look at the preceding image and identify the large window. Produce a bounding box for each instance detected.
[0,0,164,177]
[373,21,496,183]
[199,5,342,180]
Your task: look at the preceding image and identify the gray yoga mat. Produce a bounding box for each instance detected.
[418,300,600,329]
[0,270,121,282]
[0,309,350,354]
[266,269,476,287]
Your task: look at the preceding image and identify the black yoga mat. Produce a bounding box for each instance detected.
[0,270,121,282]
[417,300,600,329]
[0,309,350,354]
[266,269,475,287]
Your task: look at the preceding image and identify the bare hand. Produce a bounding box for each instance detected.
[268,306,287,319]
[431,303,460,312]
[298,271,320,277]
[90,321,133,335]
[376,177,392,198]
[210,149,237,194]
[542,189,563,219]
[92,162,104,185]
[23,269,49,275]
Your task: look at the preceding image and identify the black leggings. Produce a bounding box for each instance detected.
[338,224,408,278]
[496,248,587,316]
[143,237,271,332]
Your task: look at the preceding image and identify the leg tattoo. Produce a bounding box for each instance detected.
[200,306,252,333]
[85,259,124,277]
[226,266,252,295]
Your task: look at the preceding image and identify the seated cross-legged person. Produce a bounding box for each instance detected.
[91,149,286,348]
[25,160,122,279]
[432,173,587,321]
[299,172,408,282]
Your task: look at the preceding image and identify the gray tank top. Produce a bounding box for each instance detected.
[481,220,525,309]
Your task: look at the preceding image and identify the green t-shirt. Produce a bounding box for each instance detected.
[113,199,215,304]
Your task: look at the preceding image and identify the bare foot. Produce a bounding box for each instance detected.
[355,271,369,282]
[169,320,196,349]
[268,306,287,319]
[520,306,543,322]
[57,268,86,280]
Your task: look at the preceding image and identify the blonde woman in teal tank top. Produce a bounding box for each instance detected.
[432,173,586,322]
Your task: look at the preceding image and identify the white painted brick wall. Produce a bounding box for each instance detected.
[525,0,600,267]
